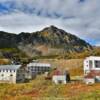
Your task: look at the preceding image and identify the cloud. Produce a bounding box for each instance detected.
[0,0,100,45]
[0,11,63,33]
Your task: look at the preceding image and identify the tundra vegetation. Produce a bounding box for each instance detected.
[0,75,99,100]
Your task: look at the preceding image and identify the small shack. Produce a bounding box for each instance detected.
[52,69,70,84]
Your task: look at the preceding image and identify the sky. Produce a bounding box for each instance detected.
[0,0,100,46]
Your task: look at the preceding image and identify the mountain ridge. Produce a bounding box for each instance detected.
[0,25,92,57]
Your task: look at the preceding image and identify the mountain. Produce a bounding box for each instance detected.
[0,25,92,57]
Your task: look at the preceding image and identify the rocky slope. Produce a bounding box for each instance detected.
[0,25,92,57]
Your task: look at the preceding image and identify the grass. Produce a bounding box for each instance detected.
[0,75,99,100]
[39,59,84,76]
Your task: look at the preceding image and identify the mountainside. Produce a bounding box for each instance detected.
[0,26,92,57]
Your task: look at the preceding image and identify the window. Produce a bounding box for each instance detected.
[10,74,13,77]
[18,74,20,76]
[89,60,93,68]
[95,61,100,68]
[35,67,38,71]
[58,80,62,84]
[45,67,47,71]
[1,74,4,76]
[28,67,30,70]
[37,67,39,71]
[23,74,25,77]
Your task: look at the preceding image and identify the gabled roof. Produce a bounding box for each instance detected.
[0,65,21,70]
[85,56,100,60]
[53,70,63,75]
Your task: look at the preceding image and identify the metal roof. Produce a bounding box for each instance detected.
[0,65,21,70]
[85,56,100,60]
[27,63,51,67]
[53,70,63,75]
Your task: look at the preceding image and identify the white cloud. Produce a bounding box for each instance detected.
[0,0,100,45]
[0,12,63,33]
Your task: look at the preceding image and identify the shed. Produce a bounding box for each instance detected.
[52,70,70,84]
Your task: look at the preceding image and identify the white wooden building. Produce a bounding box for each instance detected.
[52,70,70,84]
[52,75,66,84]
[26,63,51,79]
[0,65,25,83]
[84,56,100,84]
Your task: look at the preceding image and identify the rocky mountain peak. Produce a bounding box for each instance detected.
[0,26,93,57]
